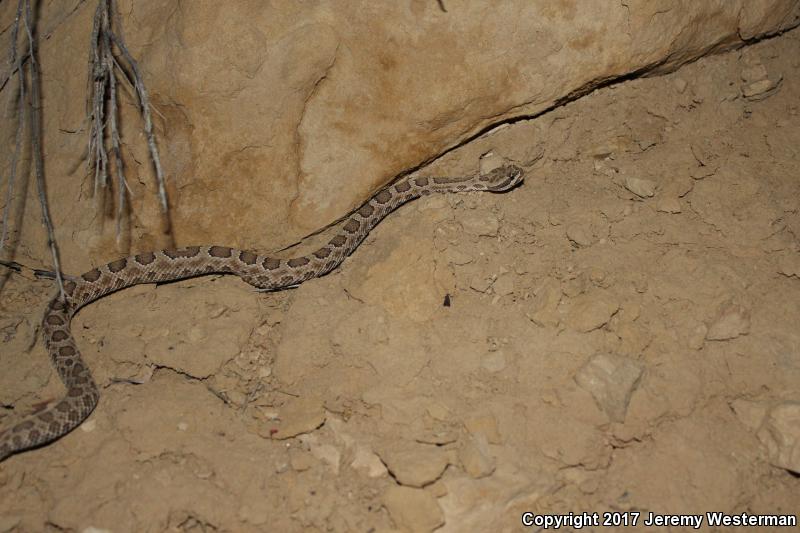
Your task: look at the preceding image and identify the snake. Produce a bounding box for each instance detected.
[0,164,523,461]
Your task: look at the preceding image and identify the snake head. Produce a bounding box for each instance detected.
[482,164,524,192]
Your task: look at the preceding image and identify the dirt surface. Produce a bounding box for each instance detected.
[1,30,799,533]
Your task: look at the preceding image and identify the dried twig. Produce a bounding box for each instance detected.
[22,0,66,300]
[87,0,168,238]
[109,31,167,212]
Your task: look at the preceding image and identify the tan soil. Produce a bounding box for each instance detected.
[1,29,799,533]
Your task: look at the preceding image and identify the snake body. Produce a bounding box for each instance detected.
[0,164,523,461]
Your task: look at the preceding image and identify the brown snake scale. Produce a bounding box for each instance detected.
[0,164,523,461]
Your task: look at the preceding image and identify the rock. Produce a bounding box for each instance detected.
[624,176,657,198]
[380,446,450,488]
[464,415,502,444]
[575,353,643,422]
[425,402,452,422]
[757,402,800,474]
[383,486,445,533]
[348,236,442,322]
[351,446,389,478]
[527,278,562,327]
[656,196,682,213]
[706,301,750,341]
[615,322,652,357]
[11,2,800,273]
[269,397,326,440]
[566,225,594,247]
[438,466,557,532]
[458,434,496,479]
[742,77,782,100]
[566,295,619,332]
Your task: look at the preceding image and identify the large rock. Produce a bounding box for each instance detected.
[4,1,800,271]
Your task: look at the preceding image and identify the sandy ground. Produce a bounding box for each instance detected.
[1,29,799,533]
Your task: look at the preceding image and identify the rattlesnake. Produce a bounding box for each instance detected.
[0,164,523,461]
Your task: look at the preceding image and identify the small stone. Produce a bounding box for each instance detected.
[351,446,388,478]
[566,226,593,247]
[383,486,444,533]
[464,414,502,444]
[656,196,681,213]
[757,402,800,474]
[458,434,495,478]
[527,278,562,327]
[269,397,326,439]
[706,301,750,341]
[566,295,619,332]
[624,176,656,198]
[589,269,607,286]
[674,78,688,93]
[380,446,449,487]
[742,77,781,100]
[425,402,451,421]
[575,353,643,422]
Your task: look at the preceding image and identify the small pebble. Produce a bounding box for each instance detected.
[380,446,449,487]
[757,401,800,474]
[458,434,496,478]
[383,486,444,533]
[575,353,643,422]
[624,176,656,198]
